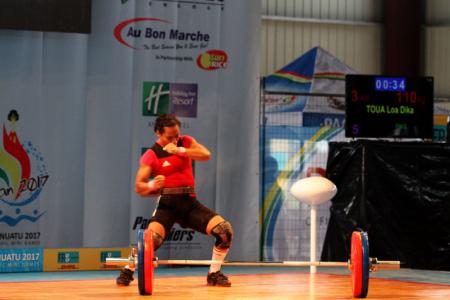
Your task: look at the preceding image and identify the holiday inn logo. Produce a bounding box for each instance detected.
[143,82,171,116]
[143,82,198,118]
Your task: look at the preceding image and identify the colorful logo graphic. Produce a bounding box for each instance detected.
[196,50,228,71]
[113,17,211,52]
[114,18,172,50]
[0,110,48,227]
[143,82,198,118]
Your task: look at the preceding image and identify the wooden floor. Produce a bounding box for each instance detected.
[1,272,449,300]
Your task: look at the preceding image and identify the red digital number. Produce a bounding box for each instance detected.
[396,91,421,105]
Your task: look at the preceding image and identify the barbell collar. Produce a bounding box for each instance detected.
[105,257,136,268]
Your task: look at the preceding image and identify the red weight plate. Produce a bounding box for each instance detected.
[351,231,363,298]
[360,232,370,298]
[137,230,146,295]
[144,229,154,295]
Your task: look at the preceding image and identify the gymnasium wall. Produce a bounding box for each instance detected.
[261,0,450,99]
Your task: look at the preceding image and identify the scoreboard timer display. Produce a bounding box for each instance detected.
[345,75,434,139]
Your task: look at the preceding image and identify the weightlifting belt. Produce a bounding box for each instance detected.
[161,187,195,195]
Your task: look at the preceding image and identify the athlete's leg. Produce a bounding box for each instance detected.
[178,196,233,286]
[117,194,177,286]
[206,215,233,286]
[116,221,167,286]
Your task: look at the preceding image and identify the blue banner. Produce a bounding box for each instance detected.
[0,248,43,272]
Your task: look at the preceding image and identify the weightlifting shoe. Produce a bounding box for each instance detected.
[116,268,134,286]
[207,271,231,287]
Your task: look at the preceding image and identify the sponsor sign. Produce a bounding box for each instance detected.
[0,248,43,272]
[114,17,210,51]
[114,1,228,71]
[43,248,129,271]
[143,82,198,118]
[197,50,228,70]
[159,226,201,253]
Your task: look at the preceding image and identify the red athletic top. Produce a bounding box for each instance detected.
[140,136,194,188]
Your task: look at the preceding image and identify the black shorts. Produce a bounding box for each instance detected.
[150,194,217,236]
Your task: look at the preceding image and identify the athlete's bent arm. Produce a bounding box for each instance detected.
[135,164,165,196]
[163,137,211,161]
[187,138,211,161]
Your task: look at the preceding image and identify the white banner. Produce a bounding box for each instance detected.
[1,0,260,262]
[0,32,89,248]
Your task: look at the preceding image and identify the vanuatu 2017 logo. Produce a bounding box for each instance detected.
[143,82,198,118]
[0,110,48,227]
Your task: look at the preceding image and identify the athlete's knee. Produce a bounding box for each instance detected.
[148,222,165,251]
[152,231,164,251]
[211,221,233,249]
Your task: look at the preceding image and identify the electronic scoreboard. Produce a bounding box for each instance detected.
[345,75,433,139]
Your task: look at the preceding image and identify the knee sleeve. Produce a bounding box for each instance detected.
[211,221,233,249]
[152,231,164,251]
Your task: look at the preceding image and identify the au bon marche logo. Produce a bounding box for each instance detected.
[113,17,210,51]
[114,17,229,71]
[114,1,229,71]
[0,110,48,230]
[143,82,198,118]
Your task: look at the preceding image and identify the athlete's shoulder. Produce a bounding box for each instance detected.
[142,145,158,157]
[140,147,157,166]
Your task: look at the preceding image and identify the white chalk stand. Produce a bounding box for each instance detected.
[289,176,337,273]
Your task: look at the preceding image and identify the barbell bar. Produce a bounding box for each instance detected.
[107,257,399,269]
[105,229,401,298]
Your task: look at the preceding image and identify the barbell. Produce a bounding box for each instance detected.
[106,229,400,298]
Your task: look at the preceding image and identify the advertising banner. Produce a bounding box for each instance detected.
[118,0,258,259]
[1,0,260,263]
[43,247,129,271]
[0,248,43,272]
[0,33,88,249]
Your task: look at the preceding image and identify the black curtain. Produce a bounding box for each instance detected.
[321,140,450,271]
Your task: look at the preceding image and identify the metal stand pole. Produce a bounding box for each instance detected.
[310,204,317,274]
